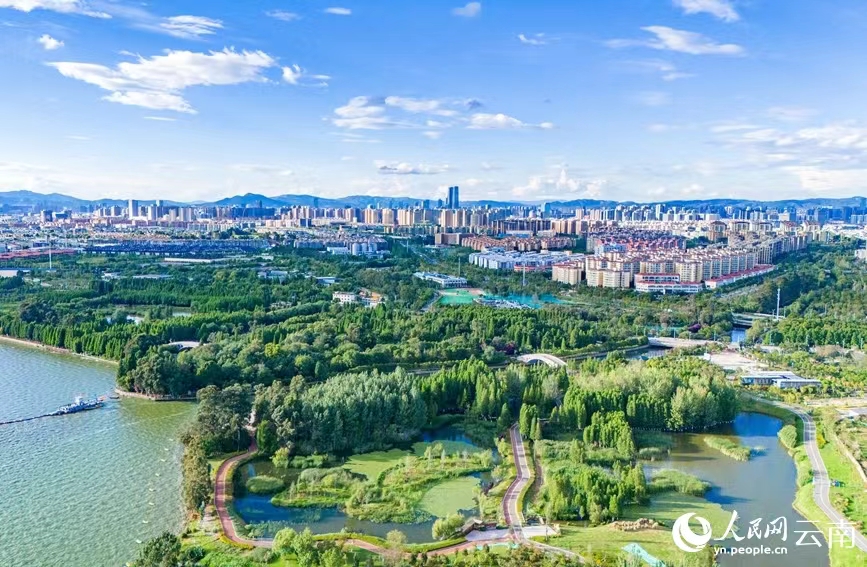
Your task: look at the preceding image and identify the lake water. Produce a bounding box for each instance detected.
[0,341,196,567]
[656,413,827,567]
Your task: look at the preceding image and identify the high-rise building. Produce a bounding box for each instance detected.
[447,186,460,209]
[128,199,140,218]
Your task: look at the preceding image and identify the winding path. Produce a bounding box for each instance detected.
[214,440,272,548]
[759,397,867,553]
[503,424,531,537]
[212,425,581,560]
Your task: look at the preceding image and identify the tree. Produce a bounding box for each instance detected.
[256,420,279,456]
[432,514,465,540]
[181,436,211,513]
[531,417,542,442]
[134,532,180,567]
[273,528,297,556]
[497,403,512,432]
[385,529,407,566]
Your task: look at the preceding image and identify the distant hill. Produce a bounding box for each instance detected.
[0,189,864,211]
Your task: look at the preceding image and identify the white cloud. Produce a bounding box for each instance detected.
[626,59,693,81]
[38,34,63,50]
[512,167,607,199]
[633,91,671,106]
[783,166,867,193]
[767,106,817,123]
[332,97,407,129]
[709,122,760,133]
[0,0,109,18]
[266,10,300,22]
[375,161,449,175]
[468,113,553,130]
[608,26,745,56]
[282,64,330,87]
[158,15,223,39]
[452,2,481,17]
[518,33,547,46]
[144,116,177,122]
[384,96,458,116]
[422,131,443,139]
[324,7,351,16]
[480,161,504,171]
[673,0,739,22]
[65,134,89,140]
[49,48,278,114]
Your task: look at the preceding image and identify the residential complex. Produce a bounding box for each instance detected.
[552,233,810,293]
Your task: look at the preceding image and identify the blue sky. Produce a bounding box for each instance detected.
[1,0,867,203]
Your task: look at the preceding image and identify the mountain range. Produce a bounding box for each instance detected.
[0,190,864,212]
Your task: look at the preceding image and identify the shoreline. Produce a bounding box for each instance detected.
[0,334,118,365]
[114,388,196,402]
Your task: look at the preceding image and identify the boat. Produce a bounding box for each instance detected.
[52,395,106,416]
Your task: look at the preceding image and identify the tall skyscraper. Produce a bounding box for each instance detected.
[446,186,460,209]
[128,199,140,218]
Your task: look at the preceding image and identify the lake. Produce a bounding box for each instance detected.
[0,340,195,567]
[655,413,827,567]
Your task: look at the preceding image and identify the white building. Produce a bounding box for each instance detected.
[413,272,468,288]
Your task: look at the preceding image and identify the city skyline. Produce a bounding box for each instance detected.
[2,1,867,202]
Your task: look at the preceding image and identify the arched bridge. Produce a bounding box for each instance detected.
[516,353,568,368]
[166,341,201,351]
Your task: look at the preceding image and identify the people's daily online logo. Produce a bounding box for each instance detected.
[671,511,859,557]
[672,513,713,553]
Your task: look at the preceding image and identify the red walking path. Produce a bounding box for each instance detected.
[212,426,580,560]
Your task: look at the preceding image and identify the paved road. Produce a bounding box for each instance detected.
[213,440,272,548]
[503,424,531,538]
[761,398,867,553]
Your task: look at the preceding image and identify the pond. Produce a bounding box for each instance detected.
[649,412,827,567]
[232,426,491,543]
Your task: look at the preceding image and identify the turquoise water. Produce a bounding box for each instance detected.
[482,293,566,308]
[0,341,195,567]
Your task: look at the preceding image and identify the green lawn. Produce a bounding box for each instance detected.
[419,475,479,518]
[621,492,731,527]
[541,493,731,564]
[794,481,864,567]
[343,449,409,479]
[821,434,867,539]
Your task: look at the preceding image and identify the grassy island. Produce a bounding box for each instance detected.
[703,436,752,461]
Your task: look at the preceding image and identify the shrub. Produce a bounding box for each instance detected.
[649,469,709,497]
[432,513,465,540]
[245,475,285,495]
[778,424,799,451]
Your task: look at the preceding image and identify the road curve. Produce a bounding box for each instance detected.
[760,398,867,553]
[213,440,272,548]
[503,424,531,538]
